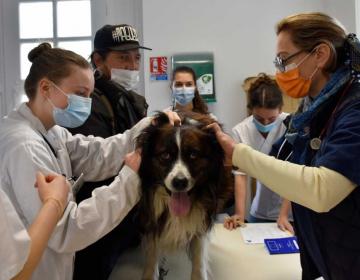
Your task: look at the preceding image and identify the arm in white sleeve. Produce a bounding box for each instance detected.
[4,133,141,254]
[0,189,31,280]
[64,117,151,181]
[232,143,356,212]
[48,165,140,253]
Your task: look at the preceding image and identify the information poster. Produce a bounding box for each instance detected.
[150,56,168,81]
[172,52,215,102]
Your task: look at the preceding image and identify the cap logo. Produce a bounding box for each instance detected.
[112,26,139,43]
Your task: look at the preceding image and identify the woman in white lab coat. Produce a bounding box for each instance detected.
[1,173,68,280]
[224,73,293,234]
[0,42,179,280]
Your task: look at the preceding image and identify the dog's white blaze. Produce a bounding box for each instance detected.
[176,128,181,149]
[164,129,194,191]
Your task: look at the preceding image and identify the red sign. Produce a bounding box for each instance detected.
[150,56,168,81]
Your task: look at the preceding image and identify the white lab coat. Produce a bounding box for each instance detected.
[0,188,31,280]
[232,112,292,221]
[0,103,149,280]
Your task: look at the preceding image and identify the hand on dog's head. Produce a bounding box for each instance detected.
[137,111,223,151]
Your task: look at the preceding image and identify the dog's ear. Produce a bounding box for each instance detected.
[136,111,172,152]
[204,121,225,159]
[136,111,170,153]
[151,111,171,127]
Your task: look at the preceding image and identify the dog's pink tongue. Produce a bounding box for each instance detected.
[169,192,191,217]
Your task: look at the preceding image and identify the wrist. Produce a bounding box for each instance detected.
[43,197,64,220]
[234,211,245,220]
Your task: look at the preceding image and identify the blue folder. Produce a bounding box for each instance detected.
[264,236,300,254]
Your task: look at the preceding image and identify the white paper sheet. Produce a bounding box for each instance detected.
[240,223,291,244]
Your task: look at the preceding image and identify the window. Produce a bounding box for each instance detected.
[19,0,92,80]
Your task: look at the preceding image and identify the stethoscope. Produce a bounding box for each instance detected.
[308,78,354,152]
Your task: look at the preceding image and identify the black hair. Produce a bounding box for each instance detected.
[90,49,110,69]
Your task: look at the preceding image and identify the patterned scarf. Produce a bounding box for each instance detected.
[285,66,351,145]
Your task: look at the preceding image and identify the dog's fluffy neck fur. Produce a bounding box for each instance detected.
[153,187,207,251]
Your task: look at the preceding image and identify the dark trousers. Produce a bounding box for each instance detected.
[73,180,141,280]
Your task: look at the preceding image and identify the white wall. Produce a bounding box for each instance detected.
[0,0,22,116]
[0,0,5,116]
[324,0,356,33]
[0,0,356,122]
[142,0,356,131]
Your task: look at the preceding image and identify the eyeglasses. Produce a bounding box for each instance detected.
[273,50,304,73]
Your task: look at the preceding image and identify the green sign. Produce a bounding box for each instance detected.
[172,52,216,103]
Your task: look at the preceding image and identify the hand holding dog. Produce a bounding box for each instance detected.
[162,111,182,126]
[124,149,142,172]
[206,123,236,161]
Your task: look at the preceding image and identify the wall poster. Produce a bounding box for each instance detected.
[172,52,215,102]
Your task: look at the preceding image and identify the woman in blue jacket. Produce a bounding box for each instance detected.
[211,12,360,280]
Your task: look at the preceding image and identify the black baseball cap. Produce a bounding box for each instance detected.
[94,24,152,51]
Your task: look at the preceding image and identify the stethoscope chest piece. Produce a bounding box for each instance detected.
[310,137,322,150]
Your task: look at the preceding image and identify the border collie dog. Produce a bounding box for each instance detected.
[136,111,230,280]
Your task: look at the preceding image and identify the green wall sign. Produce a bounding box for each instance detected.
[172,52,216,103]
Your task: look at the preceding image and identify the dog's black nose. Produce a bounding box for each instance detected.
[172,177,188,191]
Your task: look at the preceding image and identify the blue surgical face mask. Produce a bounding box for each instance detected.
[49,83,92,128]
[252,117,277,133]
[172,86,195,106]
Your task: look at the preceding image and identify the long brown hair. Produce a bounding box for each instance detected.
[24,42,90,100]
[276,12,347,73]
[172,66,209,114]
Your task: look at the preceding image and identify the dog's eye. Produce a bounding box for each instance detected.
[159,152,170,161]
[189,151,199,159]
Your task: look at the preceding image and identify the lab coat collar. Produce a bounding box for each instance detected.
[17,102,48,135]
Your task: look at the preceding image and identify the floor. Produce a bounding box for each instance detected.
[108,245,192,280]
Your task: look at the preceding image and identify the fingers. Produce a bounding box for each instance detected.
[205,122,221,134]
[165,111,181,126]
[277,220,295,235]
[223,219,235,230]
[284,222,295,235]
[223,216,246,231]
[124,150,142,172]
[35,171,45,188]
[278,223,285,231]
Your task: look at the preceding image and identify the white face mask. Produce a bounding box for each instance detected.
[110,68,140,91]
